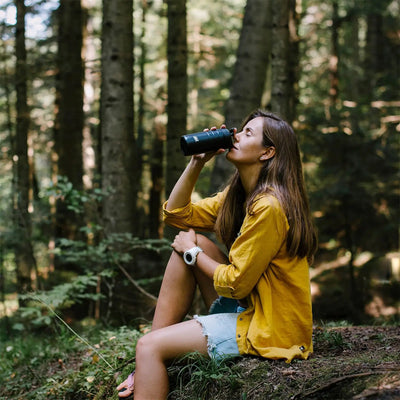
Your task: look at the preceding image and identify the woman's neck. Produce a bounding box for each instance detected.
[237,164,262,197]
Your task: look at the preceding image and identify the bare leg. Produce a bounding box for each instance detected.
[151,250,196,330]
[117,233,227,398]
[152,233,227,331]
[134,320,208,400]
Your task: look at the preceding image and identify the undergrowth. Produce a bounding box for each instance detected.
[0,320,244,400]
[1,314,399,399]
[313,327,351,351]
[0,318,141,400]
[168,353,243,400]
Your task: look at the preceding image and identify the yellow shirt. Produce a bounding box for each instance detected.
[163,191,313,362]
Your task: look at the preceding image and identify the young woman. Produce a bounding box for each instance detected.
[117,109,317,399]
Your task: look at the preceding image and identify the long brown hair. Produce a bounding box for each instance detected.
[215,110,317,263]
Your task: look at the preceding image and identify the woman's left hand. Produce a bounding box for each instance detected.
[171,229,197,254]
[191,125,227,164]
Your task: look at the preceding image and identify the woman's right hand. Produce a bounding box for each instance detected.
[165,124,227,211]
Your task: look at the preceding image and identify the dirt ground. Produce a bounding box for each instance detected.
[168,325,400,400]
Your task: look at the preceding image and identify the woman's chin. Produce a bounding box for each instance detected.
[226,148,236,158]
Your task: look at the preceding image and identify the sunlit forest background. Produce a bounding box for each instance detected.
[0,1,399,396]
[1,0,399,327]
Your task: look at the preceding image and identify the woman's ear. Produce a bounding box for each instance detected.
[260,146,275,161]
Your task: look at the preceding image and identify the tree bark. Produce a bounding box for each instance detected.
[210,0,272,193]
[82,0,99,190]
[165,0,187,198]
[164,0,187,238]
[55,0,84,188]
[149,117,165,238]
[136,0,148,237]
[270,0,298,122]
[54,0,84,241]
[328,0,339,112]
[364,5,386,129]
[347,11,360,135]
[14,0,36,301]
[101,0,137,235]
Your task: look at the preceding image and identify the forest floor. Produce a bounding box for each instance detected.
[165,325,400,400]
[1,323,399,399]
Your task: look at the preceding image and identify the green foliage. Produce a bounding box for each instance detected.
[27,176,170,326]
[298,0,399,265]
[3,174,169,330]
[44,175,104,216]
[53,234,171,272]
[322,320,353,328]
[12,274,101,330]
[44,176,171,267]
[169,353,243,399]
[0,322,141,400]
[314,326,351,350]
[20,232,169,327]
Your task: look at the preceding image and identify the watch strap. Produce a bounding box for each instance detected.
[183,246,203,266]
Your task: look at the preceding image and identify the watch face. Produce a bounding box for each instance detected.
[184,247,202,266]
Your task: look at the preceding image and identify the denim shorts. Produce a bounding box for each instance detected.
[194,296,246,361]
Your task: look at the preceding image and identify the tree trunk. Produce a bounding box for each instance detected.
[14,0,36,301]
[346,11,360,135]
[136,0,148,237]
[364,7,385,129]
[149,117,165,238]
[164,0,187,238]
[0,239,10,333]
[165,0,187,197]
[210,0,272,193]
[270,0,298,122]
[101,0,137,235]
[328,0,339,113]
[365,12,385,87]
[54,0,84,241]
[55,0,84,188]
[82,0,99,190]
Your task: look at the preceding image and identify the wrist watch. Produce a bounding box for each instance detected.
[183,246,203,266]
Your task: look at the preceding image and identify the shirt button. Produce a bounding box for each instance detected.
[239,318,243,321]
[238,334,241,338]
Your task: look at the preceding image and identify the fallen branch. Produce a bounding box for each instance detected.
[117,261,158,304]
[246,380,266,397]
[291,370,393,399]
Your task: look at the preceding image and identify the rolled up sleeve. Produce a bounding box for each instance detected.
[162,190,226,232]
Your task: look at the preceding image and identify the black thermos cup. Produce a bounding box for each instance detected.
[180,128,235,156]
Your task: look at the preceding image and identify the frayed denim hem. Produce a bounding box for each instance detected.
[193,313,240,361]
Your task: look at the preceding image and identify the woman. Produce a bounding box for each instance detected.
[117,109,317,399]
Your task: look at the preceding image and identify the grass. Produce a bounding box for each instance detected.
[1,316,399,400]
[168,352,243,400]
[314,328,351,350]
[0,318,141,400]
[0,321,244,400]
[0,313,244,400]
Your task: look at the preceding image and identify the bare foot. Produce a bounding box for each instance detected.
[117,371,135,398]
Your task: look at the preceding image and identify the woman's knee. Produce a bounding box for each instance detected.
[136,322,208,364]
[136,332,160,361]
[135,328,181,364]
